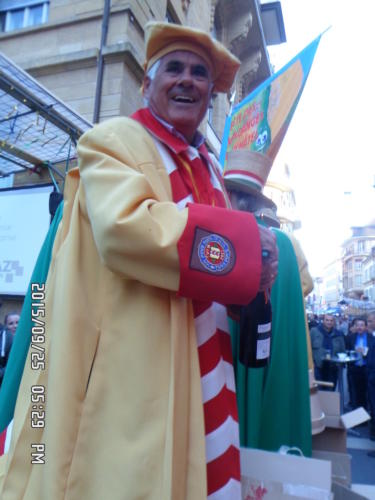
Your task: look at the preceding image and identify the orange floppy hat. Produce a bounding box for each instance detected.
[144,21,241,93]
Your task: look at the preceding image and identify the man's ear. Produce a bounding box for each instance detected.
[143,75,151,97]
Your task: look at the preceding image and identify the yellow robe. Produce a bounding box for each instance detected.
[0,117,260,499]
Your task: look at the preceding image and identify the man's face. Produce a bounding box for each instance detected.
[143,51,213,143]
[367,315,375,333]
[323,315,334,331]
[6,314,19,334]
[355,320,366,334]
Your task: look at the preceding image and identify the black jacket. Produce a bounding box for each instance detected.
[366,334,375,372]
[345,332,373,352]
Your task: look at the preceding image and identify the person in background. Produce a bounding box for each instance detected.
[367,312,375,337]
[308,313,319,331]
[3,314,20,336]
[310,314,346,390]
[366,313,375,448]
[0,313,19,386]
[0,325,13,387]
[337,315,349,336]
[345,317,358,408]
[348,318,358,335]
[0,22,278,500]
[345,317,371,411]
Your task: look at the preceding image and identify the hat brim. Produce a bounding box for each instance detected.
[224,177,277,210]
[254,210,280,229]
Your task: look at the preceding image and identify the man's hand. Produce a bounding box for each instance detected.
[258,226,278,291]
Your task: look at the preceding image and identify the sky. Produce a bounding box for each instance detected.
[265,0,375,277]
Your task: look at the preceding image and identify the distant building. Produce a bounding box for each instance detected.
[362,246,375,302]
[306,276,324,314]
[341,223,375,298]
[321,258,343,307]
[264,161,301,233]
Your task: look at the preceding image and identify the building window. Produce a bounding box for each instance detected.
[354,275,362,287]
[0,1,49,33]
[357,240,366,253]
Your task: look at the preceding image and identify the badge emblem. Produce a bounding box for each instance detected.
[198,234,231,273]
[190,228,236,275]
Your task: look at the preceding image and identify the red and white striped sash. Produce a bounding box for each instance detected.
[153,139,241,500]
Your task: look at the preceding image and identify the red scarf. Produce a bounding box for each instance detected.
[131,108,220,207]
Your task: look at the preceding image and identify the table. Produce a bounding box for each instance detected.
[327,351,361,415]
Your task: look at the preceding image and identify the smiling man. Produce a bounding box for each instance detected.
[0,22,278,500]
[144,51,212,143]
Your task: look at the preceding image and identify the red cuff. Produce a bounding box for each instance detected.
[177,204,261,304]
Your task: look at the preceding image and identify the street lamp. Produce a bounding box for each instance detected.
[260,1,287,45]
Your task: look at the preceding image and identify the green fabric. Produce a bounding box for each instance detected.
[0,202,63,432]
[230,318,265,447]
[231,229,312,456]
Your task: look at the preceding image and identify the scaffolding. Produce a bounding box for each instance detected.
[0,51,92,190]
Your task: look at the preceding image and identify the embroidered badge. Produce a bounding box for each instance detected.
[190,228,236,275]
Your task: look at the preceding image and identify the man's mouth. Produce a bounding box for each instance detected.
[172,95,196,103]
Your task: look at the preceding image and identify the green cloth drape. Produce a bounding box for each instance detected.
[0,202,63,432]
[231,228,312,456]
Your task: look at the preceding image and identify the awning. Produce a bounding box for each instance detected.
[0,51,92,181]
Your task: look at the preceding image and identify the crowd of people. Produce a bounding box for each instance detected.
[309,311,375,443]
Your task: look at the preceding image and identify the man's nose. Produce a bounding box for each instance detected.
[177,69,193,86]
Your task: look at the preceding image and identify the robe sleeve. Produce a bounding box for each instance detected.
[78,119,261,305]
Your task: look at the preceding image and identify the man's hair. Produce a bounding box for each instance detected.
[143,59,161,105]
[354,316,367,326]
[146,59,161,81]
[142,54,214,105]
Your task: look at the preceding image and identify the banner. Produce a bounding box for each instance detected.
[220,34,323,169]
[0,184,53,295]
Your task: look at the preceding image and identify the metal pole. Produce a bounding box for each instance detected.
[93,0,111,123]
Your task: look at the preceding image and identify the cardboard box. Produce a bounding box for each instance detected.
[238,392,371,499]
[240,447,332,499]
[312,391,370,455]
[311,390,371,495]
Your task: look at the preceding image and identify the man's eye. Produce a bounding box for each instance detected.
[166,62,183,73]
[192,66,209,78]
